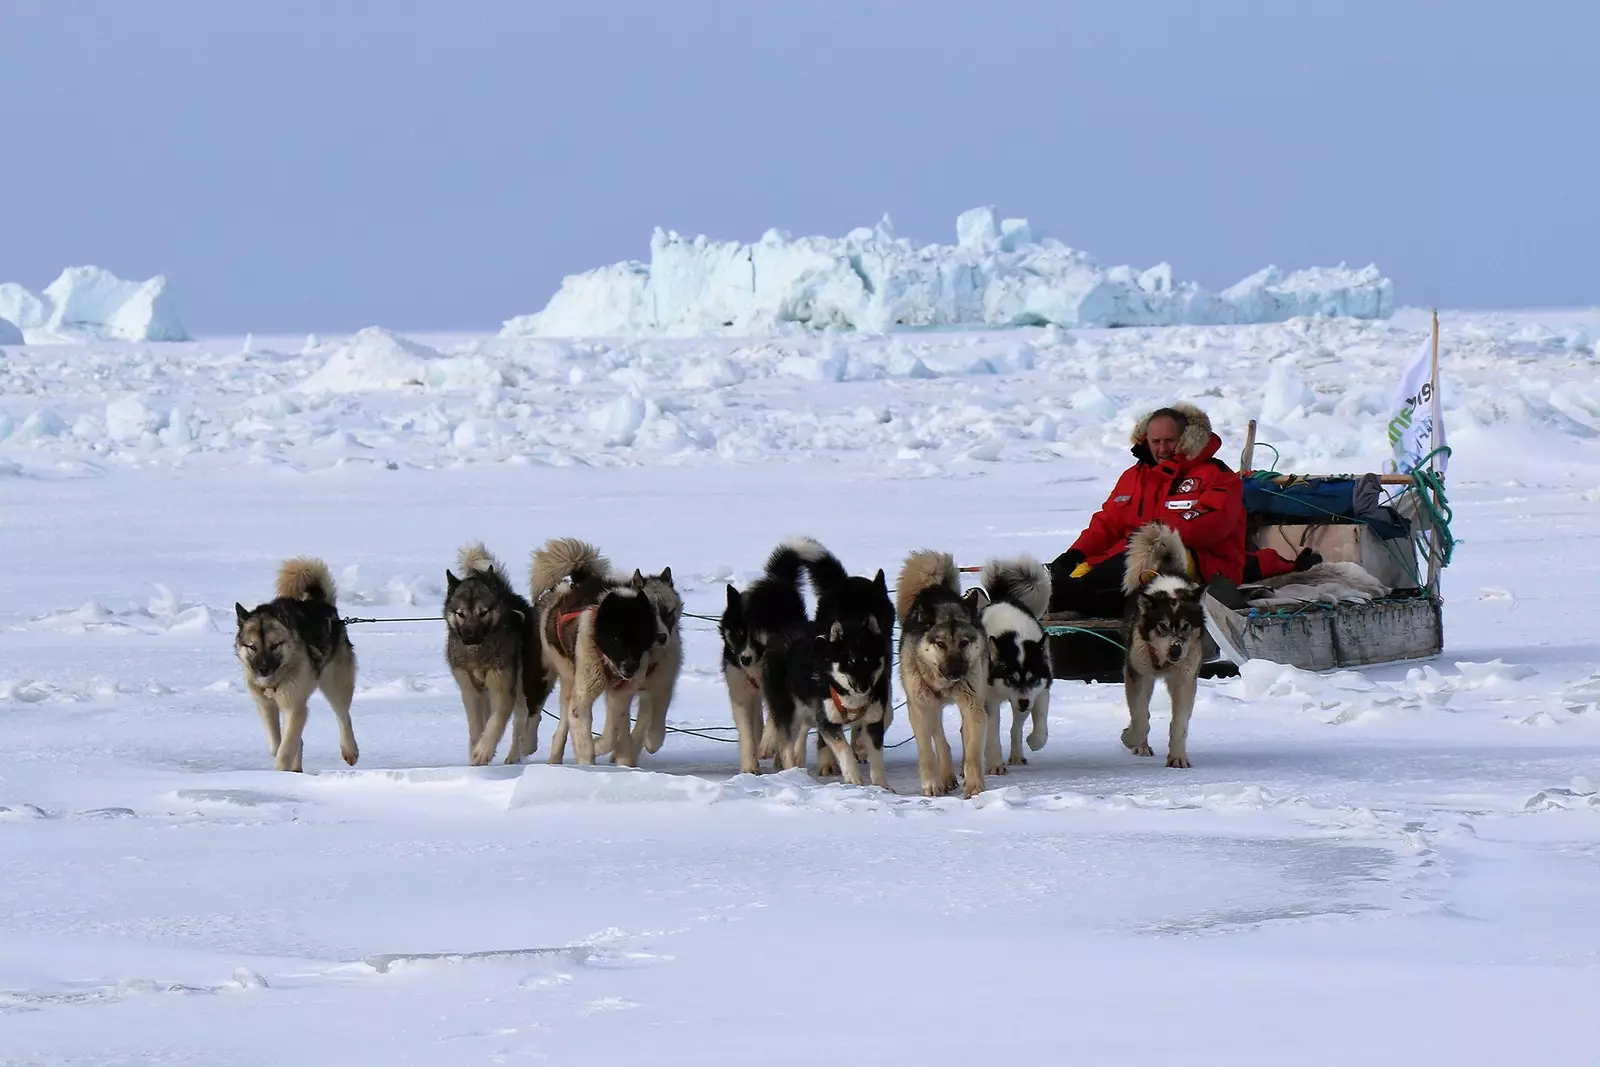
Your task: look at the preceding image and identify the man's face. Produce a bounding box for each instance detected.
[1146,415,1182,462]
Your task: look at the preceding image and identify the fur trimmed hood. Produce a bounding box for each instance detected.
[1130,403,1216,461]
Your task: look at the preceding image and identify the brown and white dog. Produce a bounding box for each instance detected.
[1120,523,1205,768]
[896,549,990,798]
[233,557,358,773]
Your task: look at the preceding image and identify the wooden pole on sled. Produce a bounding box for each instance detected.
[1240,419,1257,473]
[1424,307,1444,592]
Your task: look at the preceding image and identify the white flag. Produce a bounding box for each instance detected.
[1385,331,1446,474]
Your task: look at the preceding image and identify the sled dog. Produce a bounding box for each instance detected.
[234,557,358,773]
[977,555,1053,771]
[896,550,990,798]
[444,542,546,766]
[530,537,659,767]
[1121,523,1205,768]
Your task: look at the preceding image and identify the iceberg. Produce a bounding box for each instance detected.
[503,205,1394,338]
[0,267,190,342]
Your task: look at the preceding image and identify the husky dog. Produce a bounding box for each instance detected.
[234,557,358,773]
[545,565,681,766]
[896,550,990,798]
[622,568,683,759]
[761,542,895,787]
[977,555,1053,771]
[718,540,817,774]
[1121,523,1205,768]
[530,538,659,767]
[445,542,546,766]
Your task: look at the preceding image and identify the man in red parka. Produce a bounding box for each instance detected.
[1050,402,1246,617]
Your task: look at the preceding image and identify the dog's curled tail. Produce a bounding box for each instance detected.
[1122,523,1190,594]
[981,554,1051,617]
[895,549,958,624]
[769,535,847,597]
[276,557,337,604]
[530,537,611,599]
[457,541,506,579]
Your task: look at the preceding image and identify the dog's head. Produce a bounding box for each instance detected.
[638,567,680,648]
[234,604,295,685]
[909,596,984,686]
[1132,575,1205,670]
[817,614,888,705]
[593,585,659,681]
[984,606,1051,709]
[444,570,523,647]
[719,584,766,671]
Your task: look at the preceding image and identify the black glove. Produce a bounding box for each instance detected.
[1050,549,1086,578]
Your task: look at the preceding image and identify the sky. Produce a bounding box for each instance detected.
[1,0,1595,335]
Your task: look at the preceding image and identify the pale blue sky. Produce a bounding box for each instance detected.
[2,0,1594,335]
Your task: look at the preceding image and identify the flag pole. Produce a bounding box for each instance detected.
[1428,307,1440,473]
[1425,307,1443,592]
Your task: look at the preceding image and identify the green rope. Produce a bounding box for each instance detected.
[1407,446,1456,569]
[1042,623,1125,652]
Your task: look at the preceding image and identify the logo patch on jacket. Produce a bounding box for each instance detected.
[1177,478,1198,493]
[1165,499,1196,510]
[1114,494,1132,503]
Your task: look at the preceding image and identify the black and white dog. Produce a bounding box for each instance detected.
[763,545,894,787]
[719,539,816,774]
[974,555,1053,772]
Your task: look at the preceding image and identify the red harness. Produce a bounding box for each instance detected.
[556,607,628,684]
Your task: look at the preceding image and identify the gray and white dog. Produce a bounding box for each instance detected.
[896,549,991,798]
[234,557,358,773]
[976,555,1053,772]
[1120,523,1205,768]
[445,542,546,766]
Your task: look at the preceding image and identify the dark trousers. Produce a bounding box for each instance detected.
[1048,552,1128,619]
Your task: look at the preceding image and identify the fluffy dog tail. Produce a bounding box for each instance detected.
[276,557,337,604]
[769,536,848,598]
[896,549,958,624]
[457,541,507,580]
[530,537,611,599]
[981,555,1051,617]
[1122,523,1191,594]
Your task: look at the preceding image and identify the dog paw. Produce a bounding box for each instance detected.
[1006,753,1028,766]
[469,744,496,767]
[341,745,359,766]
[1167,754,1192,769]
[962,778,985,799]
[1027,730,1047,752]
[986,762,1007,776]
[921,779,949,797]
[1121,728,1153,756]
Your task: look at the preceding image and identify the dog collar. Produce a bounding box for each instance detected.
[829,687,867,721]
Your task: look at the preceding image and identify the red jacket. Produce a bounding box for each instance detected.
[1071,430,1247,584]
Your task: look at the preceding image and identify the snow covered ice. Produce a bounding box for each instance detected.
[0,265,190,343]
[503,205,1395,337]
[5,306,1600,1063]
